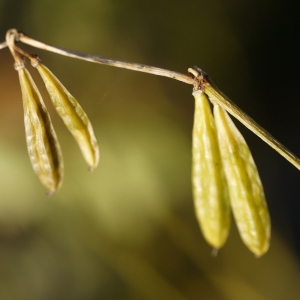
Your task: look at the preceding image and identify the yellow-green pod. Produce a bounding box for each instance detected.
[18,67,63,194]
[192,91,230,249]
[213,104,270,256]
[34,63,99,171]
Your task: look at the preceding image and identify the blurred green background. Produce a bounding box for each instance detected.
[1,0,300,299]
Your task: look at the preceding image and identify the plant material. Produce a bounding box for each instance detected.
[192,90,230,250]
[192,91,270,256]
[189,68,270,255]
[18,67,63,194]
[4,29,98,193]
[213,104,270,256]
[32,60,99,171]
[2,29,298,255]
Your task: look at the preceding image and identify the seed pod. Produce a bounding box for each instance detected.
[34,63,99,171]
[192,91,230,249]
[213,104,270,256]
[18,67,63,194]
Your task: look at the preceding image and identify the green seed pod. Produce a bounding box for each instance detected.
[213,104,270,256]
[18,67,63,194]
[192,91,230,249]
[34,63,99,171]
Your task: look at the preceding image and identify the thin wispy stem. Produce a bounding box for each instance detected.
[19,34,195,85]
[205,81,300,170]
[0,41,7,50]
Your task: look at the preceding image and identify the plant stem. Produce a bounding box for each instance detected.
[17,34,194,85]
[0,41,7,50]
[205,82,300,170]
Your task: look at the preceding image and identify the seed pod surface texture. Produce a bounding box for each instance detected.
[36,63,99,170]
[18,68,63,194]
[214,104,270,256]
[192,91,230,249]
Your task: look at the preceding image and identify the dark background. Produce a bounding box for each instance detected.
[0,0,300,299]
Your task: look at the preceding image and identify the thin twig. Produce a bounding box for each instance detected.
[205,80,300,170]
[17,34,195,85]
[0,41,7,50]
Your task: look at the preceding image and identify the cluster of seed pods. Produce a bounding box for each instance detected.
[6,31,99,195]
[192,89,270,256]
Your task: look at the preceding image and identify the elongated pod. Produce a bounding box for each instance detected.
[18,67,63,194]
[213,104,270,256]
[192,91,230,249]
[34,62,99,170]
